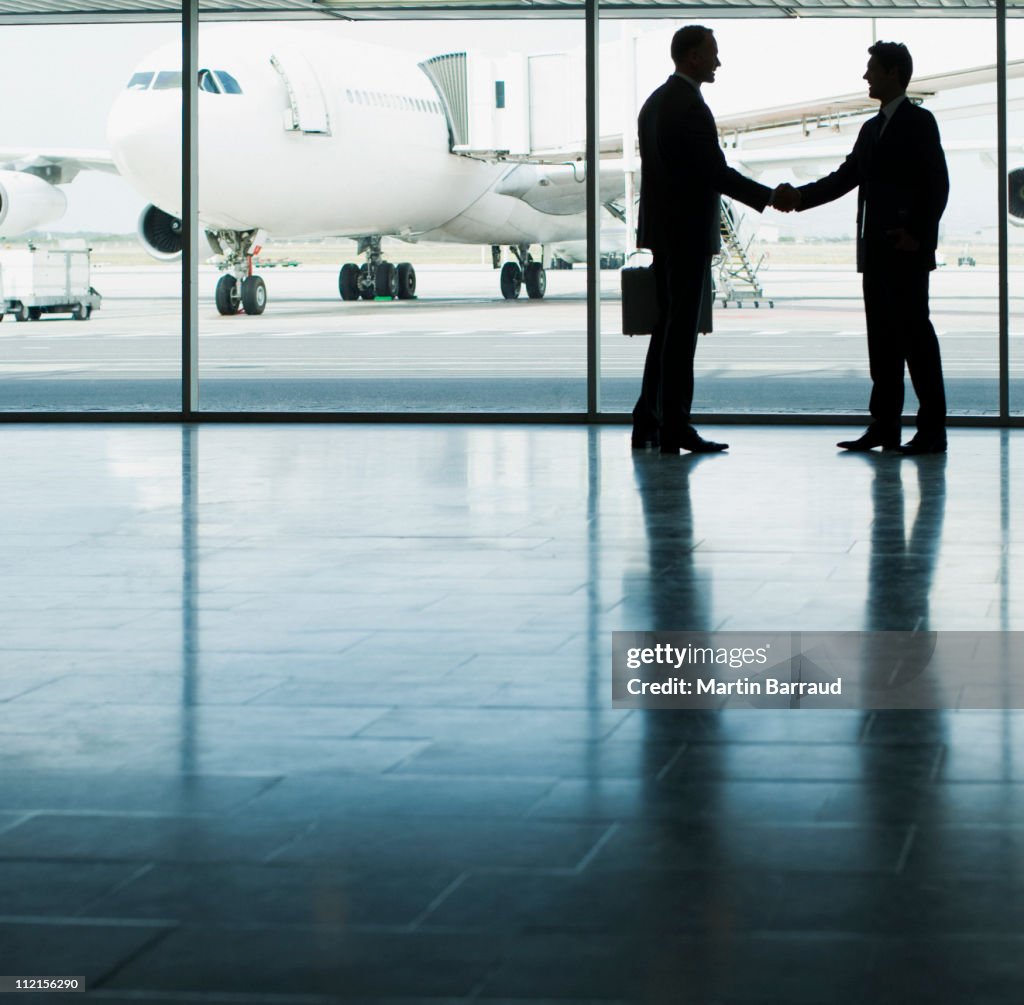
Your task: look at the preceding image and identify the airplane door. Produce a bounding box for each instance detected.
[270,48,331,135]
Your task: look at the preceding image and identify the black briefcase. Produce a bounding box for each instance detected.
[621,265,657,336]
[621,261,715,336]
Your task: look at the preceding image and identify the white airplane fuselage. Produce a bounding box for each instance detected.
[106,27,587,247]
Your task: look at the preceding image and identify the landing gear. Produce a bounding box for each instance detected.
[209,228,269,316]
[497,244,546,300]
[397,262,416,299]
[524,261,546,300]
[375,262,398,298]
[338,236,416,302]
[339,263,360,301]
[500,262,522,300]
[241,276,267,316]
[215,274,241,315]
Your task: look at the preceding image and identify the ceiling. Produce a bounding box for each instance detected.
[0,0,1010,23]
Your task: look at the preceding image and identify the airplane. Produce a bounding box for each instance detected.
[0,25,628,316]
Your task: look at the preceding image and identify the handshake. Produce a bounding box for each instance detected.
[770,183,801,213]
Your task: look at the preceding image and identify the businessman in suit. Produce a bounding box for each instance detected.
[775,42,949,455]
[632,26,776,455]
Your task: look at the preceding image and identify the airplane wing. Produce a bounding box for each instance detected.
[717,59,1024,141]
[0,148,118,185]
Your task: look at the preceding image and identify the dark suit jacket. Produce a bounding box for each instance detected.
[796,99,949,272]
[636,75,771,255]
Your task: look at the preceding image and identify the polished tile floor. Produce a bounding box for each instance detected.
[1,423,1022,1003]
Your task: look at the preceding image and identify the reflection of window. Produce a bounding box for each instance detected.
[198,69,220,93]
[215,71,242,94]
[153,70,182,90]
[127,71,154,90]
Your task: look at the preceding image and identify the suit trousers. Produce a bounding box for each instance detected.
[861,267,947,436]
[633,247,710,440]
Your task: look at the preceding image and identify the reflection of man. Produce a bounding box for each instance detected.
[632,26,774,455]
[776,42,949,455]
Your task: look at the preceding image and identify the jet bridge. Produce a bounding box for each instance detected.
[418,49,582,160]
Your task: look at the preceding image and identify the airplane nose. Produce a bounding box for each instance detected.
[107,90,182,215]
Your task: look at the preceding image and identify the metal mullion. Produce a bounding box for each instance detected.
[182,0,199,416]
[586,0,600,417]
[998,0,1009,420]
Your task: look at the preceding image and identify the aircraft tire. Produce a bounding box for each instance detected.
[71,304,91,321]
[339,263,360,301]
[29,307,42,321]
[242,275,267,316]
[375,262,398,299]
[500,262,522,300]
[215,275,241,316]
[525,262,546,300]
[397,263,416,299]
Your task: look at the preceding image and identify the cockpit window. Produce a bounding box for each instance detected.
[127,71,154,90]
[153,70,182,90]
[215,71,243,94]
[198,69,221,94]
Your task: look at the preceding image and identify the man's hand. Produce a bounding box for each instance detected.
[770,183,801,213]
[886,227,921,252]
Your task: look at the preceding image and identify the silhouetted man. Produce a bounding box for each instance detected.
[632,26,775,455]
[777,42,949,455]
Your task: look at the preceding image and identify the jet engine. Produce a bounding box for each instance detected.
[1010,168,1024,226]
[138,204,183,261]
[0,170,67,238]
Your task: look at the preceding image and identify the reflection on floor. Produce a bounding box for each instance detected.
[0,423,1021,1003]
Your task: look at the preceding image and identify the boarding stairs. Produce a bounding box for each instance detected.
[715,200,772,308]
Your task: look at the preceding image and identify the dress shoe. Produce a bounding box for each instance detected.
[631,428,660,450]
[661,434,728,455]
[899,433,947,455]
[836,427,900,452]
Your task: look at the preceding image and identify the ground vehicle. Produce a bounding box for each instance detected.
[0,243,101,322]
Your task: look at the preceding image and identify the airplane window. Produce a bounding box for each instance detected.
[346,89,353,102]
[215,71,243,94]
[126,71,154,91]
[153,70,182,90]
[198,69,221,94]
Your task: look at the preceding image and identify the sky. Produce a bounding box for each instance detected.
[2,16,1022,234]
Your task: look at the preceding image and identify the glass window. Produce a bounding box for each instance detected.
[196,17,585,415]
[0,21,181,414]
[600,18,1000,420]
